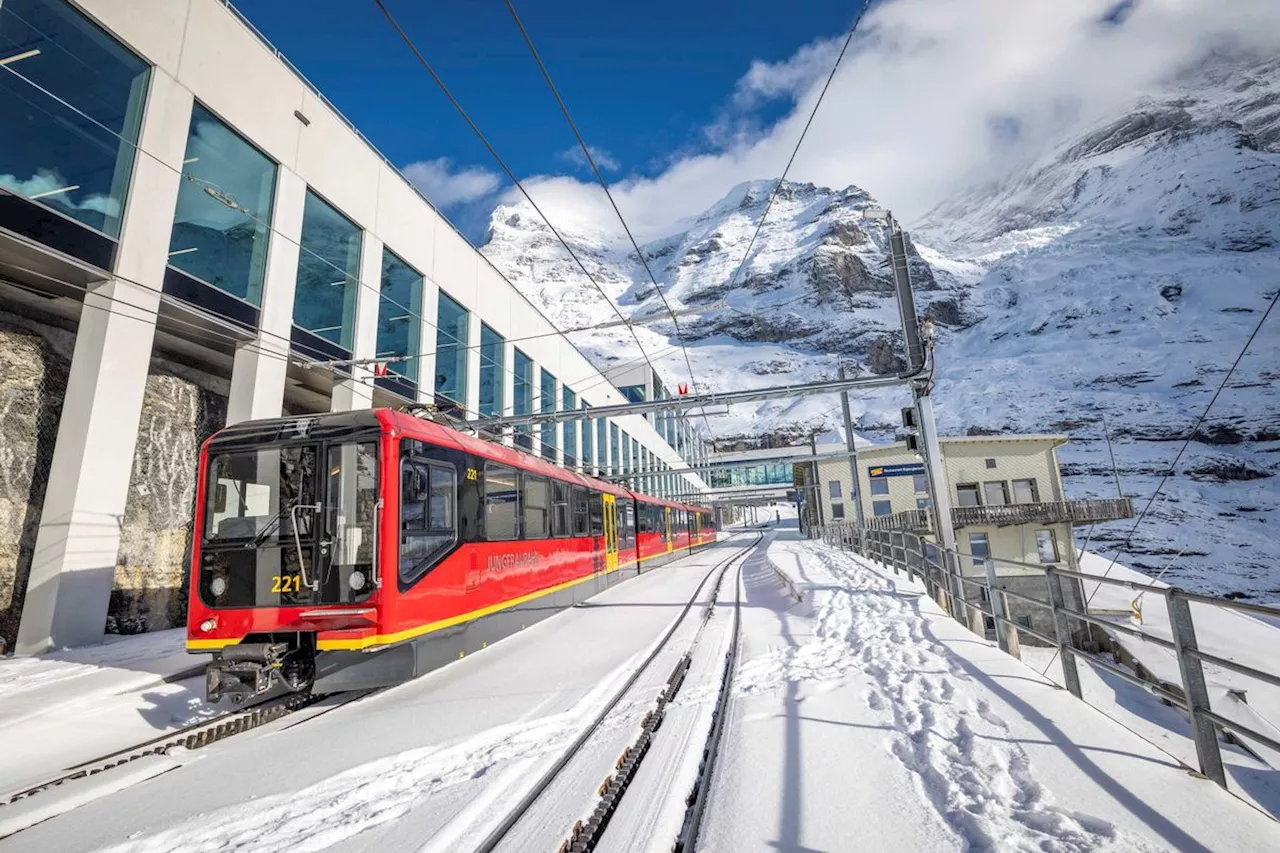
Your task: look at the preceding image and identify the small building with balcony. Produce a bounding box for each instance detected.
[814,434,1134,643]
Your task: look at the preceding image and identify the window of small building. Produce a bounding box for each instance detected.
[872,500,893,517]
[524,476,549,538]
[551,480,570,537]
[1012,478,1039,504]
[1035,529,1059,563]
[912,473,928,493]
[917,498,931,510]
[956,483,981,507]
[870,478,890,496]
[983,481,1009,506]
[829,481,842,499]
[968,532,990,567]
[985,458,997,469]
[483,463,519,540]
[832,503,846,519]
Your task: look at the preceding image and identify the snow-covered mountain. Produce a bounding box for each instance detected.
[480,52,1280,600]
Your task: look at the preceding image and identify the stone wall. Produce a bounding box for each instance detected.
[0,309,230,648]
[0,317,70,651]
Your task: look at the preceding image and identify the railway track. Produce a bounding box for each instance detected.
[475,529,764,853]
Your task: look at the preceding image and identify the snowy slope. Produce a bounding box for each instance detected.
[479,52,1279,601]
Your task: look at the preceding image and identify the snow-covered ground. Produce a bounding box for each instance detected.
[3,535,1277,852]
[702,534,1280,852]
[1026,550,1280,816]
[0,629,214,794]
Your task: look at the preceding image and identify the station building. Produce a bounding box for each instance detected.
[0,0,708,654]
[809,434,1133,641]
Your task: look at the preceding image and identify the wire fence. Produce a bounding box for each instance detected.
[812,520,1280,795]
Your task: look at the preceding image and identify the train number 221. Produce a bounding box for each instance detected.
[271,575,301,593]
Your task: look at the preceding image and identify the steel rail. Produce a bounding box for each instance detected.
[473,533,763,853]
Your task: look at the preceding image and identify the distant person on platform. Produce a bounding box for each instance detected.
[775,510,781,525]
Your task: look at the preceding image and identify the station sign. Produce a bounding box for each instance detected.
[867,463,926,479]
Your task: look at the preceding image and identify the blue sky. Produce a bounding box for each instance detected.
[234,0,1278,243]
[236,0,852,200]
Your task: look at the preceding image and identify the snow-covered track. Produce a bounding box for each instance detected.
[0,686,374,817]
[474,532,764,853]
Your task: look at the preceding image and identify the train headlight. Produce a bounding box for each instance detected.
[200,618,217,632]
[210,576,228,597]
[348,570,367,591]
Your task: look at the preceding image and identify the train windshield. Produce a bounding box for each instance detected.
[200,441,378,608]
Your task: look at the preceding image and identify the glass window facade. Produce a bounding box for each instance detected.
[169,103,276,303]
[611,423,620,475]
[581,405,593,472]
[294,191,361,349]
[598,419,608,475]
[705,461,794,489]
[0,0,148,238]
[435,290,469,405]
[479,324,504,417]
[540,369,557,460]
[375,249,422,384]
[513,348,533,452]
[562,387,577,467]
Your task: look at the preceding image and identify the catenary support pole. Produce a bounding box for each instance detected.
[838,363,866,546]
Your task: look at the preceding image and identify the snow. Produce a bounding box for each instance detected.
[1025,550,1280,816]
[0,546,743,853]
[0,629,214,794]
[700,533,1280,852]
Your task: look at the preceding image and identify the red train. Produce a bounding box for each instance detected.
[186,408,716,702]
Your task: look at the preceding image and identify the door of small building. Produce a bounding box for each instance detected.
[603,494,619,572]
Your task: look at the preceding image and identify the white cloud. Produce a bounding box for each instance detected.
[499,0,1280,241]
[556,145,621,173]
[403,157,502,207]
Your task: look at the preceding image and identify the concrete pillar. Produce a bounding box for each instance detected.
[500,339,515,447]
[415,277,439,406]
[332,232,383,411]
[227,170,305,424]
[16,74,191,653]
[464,311,481,420]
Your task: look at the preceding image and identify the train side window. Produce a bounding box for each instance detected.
[524,475,549,538]
[623,503,636,549]
[400,460,457,584]
[572,487,590,537]
[551,481,570,538]
[589,492,604,536]
[484,462,519,541]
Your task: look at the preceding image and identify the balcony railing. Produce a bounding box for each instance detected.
[866,499,1134,532]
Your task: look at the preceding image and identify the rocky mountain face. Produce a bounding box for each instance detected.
[480,52,1279,601]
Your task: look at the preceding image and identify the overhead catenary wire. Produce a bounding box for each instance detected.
[500,0,714,441]
[370,0,661,393]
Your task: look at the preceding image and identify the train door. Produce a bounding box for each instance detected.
[664,507,673,554]
[603,493,619,572]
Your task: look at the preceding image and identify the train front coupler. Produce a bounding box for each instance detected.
[206,641,314,704]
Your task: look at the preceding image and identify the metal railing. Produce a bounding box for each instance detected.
[866,499,1135,532]
[814,521,1280,794]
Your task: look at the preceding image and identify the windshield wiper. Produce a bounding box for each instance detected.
[246,499,310,548]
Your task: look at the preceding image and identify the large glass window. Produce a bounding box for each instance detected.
[581,405,594,473]
[983,481,1009,506]
[969,532,990,567]
[479,324,504,417]
[610,423,620,475]
[168,103,276,303]
[513,349,533,451]
[540,369,557,461]
[435,290,469,405]
[562,387,577,468]
[597,419,607,474]
[620,430,630,475]
[0,0,148,238]
[1013,478,1040,504]
[956,483,981,507]
[294,191,361,349]
[376,250,422,384]
[524,476,549,538]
